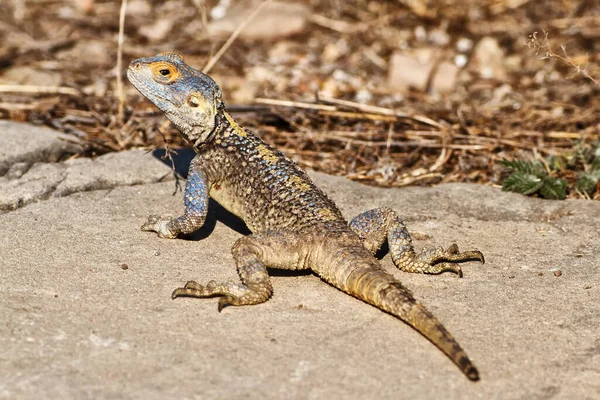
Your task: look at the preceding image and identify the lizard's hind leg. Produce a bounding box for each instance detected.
[172,231,309,311]
[349,207,484,277]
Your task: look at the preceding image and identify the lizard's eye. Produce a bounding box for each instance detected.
[150,62,179,83]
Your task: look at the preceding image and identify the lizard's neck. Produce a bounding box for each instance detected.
[221,110,246,137]
[190,111,227,151]
[193,110,252,152]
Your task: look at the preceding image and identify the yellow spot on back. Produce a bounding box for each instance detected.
[288,175,312,191]
[224,112,247,137]
[318,208,338,221]
[256,144,279,164]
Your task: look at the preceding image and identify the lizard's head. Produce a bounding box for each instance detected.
[127,52,224,146]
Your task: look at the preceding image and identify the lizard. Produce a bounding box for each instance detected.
[127,52,485,381]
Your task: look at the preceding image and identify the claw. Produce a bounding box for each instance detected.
[477,251,485,264]
[206,280,218,290]
[446,243,460,254]
[141,215,161,231]
[184,280,202,290]
[444,263,463,278]
[171,287,185,299]
[218,296,234,312]
[140,222,155,232]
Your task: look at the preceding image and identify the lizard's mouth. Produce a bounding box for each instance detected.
[126,68,179,109]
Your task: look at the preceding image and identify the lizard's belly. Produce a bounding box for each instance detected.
[209,183,248,224]
[209,182,293,233]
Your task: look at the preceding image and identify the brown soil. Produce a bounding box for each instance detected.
[0,0,598,198]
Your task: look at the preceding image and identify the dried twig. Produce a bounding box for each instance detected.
[255,97,337,111]
[202,0,275,74]
[116,0,129,124]
[311,14,356,33]
[429,127,453,172]
[256,95,444,129]
[192,0,209,31]
[317,94,445,129]
[311,13,393,35]
[0,85,80,96]
[319,110,397,121]
[153,125,183,195]
[302,134,487,150]
[527,31,599,87]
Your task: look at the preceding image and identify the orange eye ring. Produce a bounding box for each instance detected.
[150,62,180,83]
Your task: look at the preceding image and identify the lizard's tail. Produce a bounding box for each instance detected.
[317,251,479,381]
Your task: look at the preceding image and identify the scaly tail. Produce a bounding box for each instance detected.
[315,246,480,381]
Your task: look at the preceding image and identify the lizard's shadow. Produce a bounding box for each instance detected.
[152,148,251,240]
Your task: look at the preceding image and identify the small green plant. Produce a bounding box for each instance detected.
[575,145,600,196]
[500,159,567,199]
[500,141,600,200]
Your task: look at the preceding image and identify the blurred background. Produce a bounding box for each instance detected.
[0,0,598,197]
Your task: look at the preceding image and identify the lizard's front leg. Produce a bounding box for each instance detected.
[172,231,309,311]
[349,207,484,277]
[142,157,209,238]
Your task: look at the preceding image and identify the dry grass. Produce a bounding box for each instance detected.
[0,0,598,198]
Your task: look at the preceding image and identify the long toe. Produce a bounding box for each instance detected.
[171,287,205,299]
[458,250,485,264]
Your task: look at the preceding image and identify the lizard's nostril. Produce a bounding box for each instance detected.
[131,62,142,70]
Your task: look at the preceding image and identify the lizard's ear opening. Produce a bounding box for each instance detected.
[185,91,219,145]
[186,92,216,123]
[186,94,201,108]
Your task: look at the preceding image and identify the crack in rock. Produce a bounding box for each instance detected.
[1,145,174,213]
[0,120,81,176]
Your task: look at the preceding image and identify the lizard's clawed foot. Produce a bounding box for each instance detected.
[141,215,177,238]
[395,244,484,277]
[171,279,272,311]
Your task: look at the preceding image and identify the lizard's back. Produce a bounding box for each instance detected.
[202,117,348,234]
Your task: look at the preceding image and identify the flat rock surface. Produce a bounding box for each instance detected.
[1,124,599,399]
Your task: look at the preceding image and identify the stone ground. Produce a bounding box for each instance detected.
[1,121,599,400]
